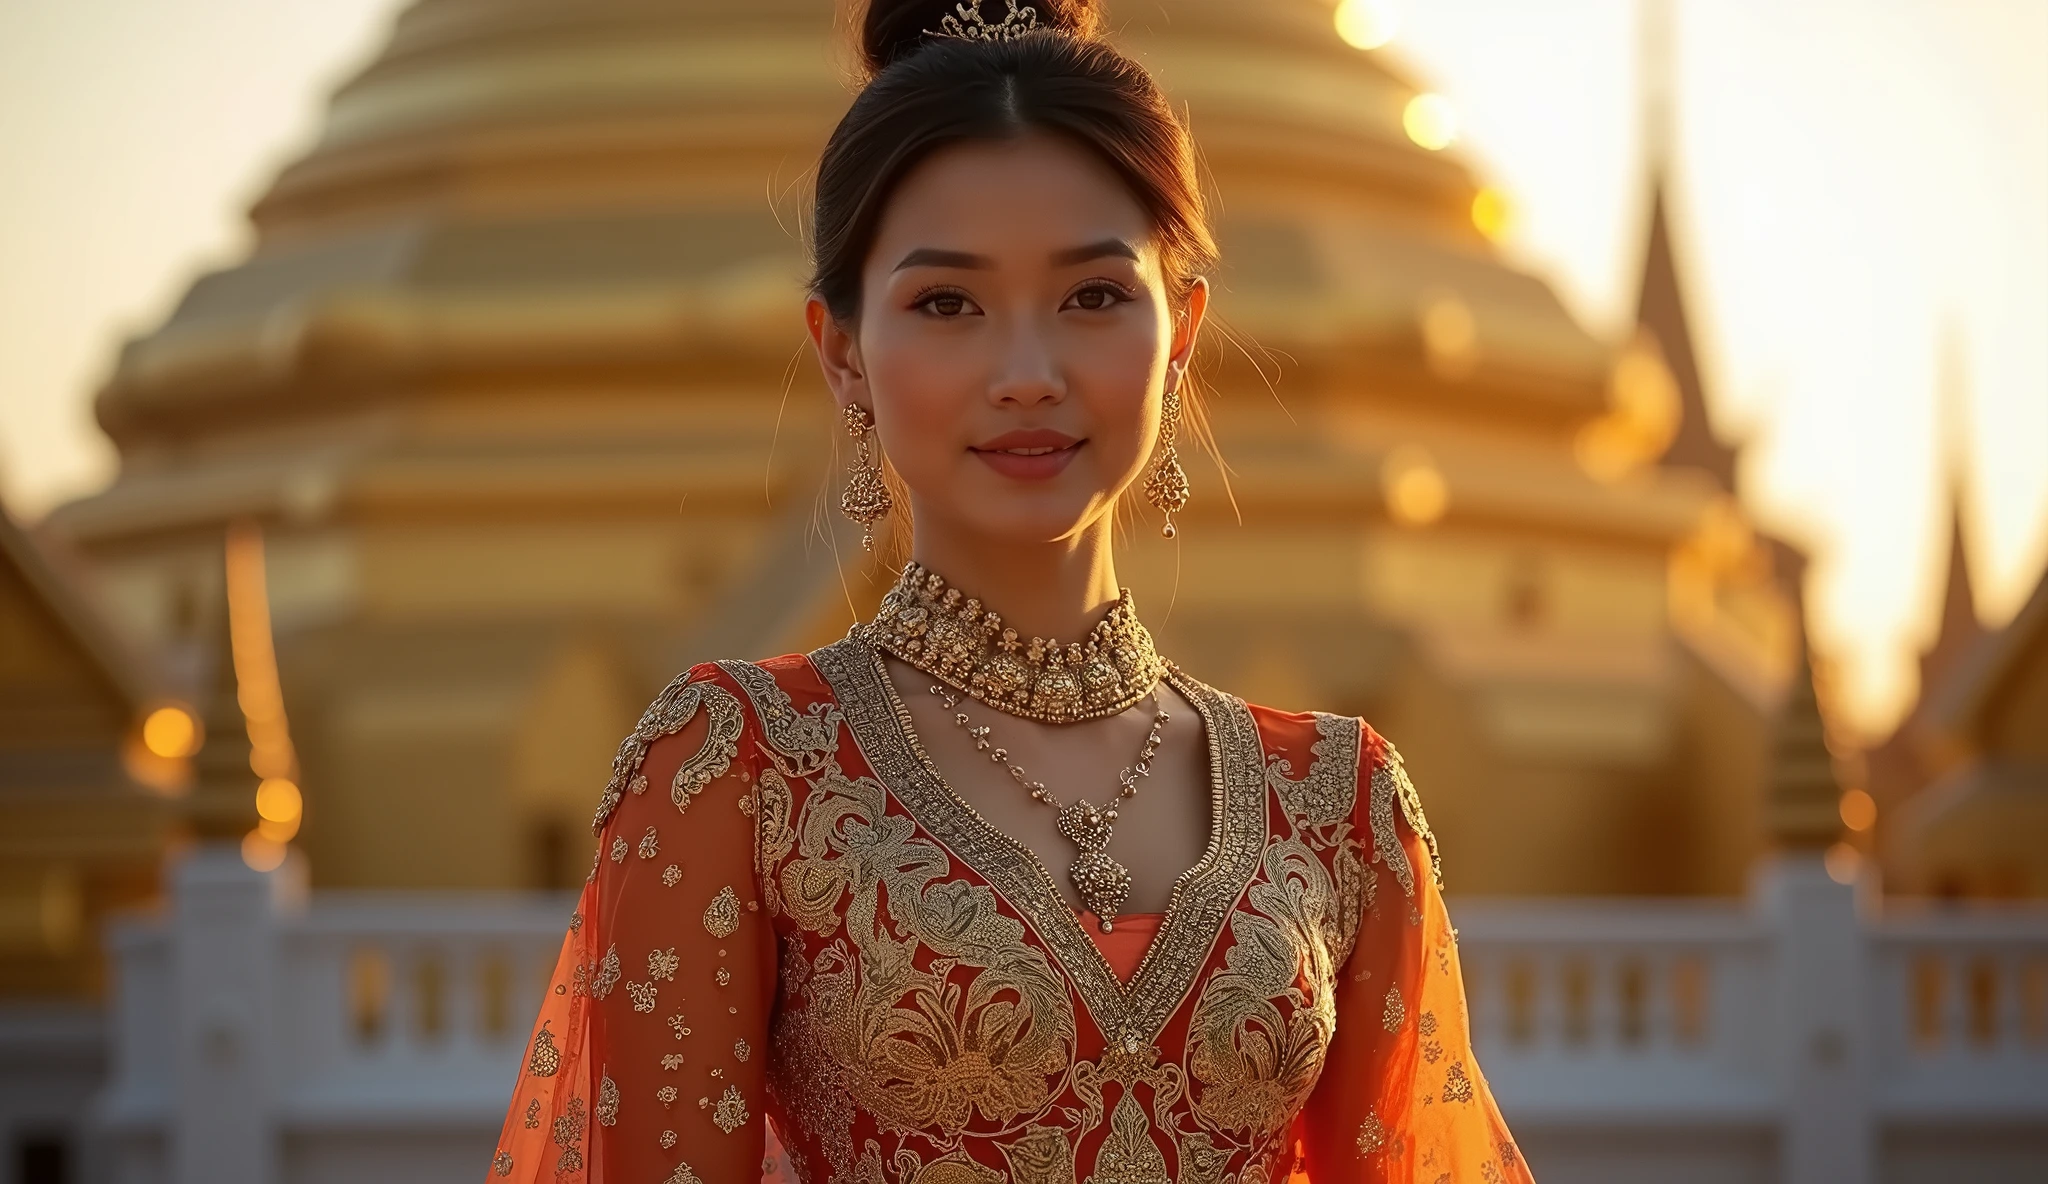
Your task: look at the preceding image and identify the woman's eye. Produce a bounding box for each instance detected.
[1064,283,1131,311]
[914,289,977,318]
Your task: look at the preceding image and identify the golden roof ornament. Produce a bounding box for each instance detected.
[1767,638,1844,850]
[862,561,1171,724]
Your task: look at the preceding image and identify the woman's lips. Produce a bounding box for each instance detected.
[970,429,1083,481]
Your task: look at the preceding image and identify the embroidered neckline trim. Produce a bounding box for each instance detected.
[807,634,1269,1045]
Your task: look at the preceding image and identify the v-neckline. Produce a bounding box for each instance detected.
[808,634,1270,1050]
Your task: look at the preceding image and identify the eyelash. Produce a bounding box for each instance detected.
[908,281,1138,318]
[910,286,976,317]
[1064,281,1137,311]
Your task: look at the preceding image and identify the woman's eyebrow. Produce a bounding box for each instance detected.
[893,247,993,271]
[1050,238,1141,266]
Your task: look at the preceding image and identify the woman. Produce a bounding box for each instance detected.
[490,2,1528,1181]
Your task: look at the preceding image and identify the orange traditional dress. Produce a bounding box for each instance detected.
[489,627,1528,1183]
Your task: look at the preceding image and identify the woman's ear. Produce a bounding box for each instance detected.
[806,296,868,410]
[1166,277,1209,390]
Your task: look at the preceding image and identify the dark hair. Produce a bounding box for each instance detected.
[810,0,1217,323]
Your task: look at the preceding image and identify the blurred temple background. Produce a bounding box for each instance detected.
[0,1,2043,1182]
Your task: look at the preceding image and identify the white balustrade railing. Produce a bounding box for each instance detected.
[271,897,571,1126]
[1868,908,2048,1120]
[1454,900,1777,1123]
[94,849,2048,1184]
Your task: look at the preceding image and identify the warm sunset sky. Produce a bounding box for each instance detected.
[0,0,2043,734]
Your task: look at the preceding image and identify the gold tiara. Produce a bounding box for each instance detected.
[926,1,1041,43]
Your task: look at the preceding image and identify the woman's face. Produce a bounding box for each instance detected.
[807,132,1207,548]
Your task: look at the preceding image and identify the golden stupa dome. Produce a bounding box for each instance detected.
[51,0,1774,898]
[91,0,1604,447]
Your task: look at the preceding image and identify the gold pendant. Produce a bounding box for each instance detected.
[1058,799,1131,930]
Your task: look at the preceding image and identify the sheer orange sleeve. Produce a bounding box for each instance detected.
[487,666,775,1184]
[1299,729,1531,1183]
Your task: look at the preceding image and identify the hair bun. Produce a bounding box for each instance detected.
[859,0,1103,77]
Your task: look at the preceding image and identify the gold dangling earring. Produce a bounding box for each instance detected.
[1143,386,1190,538]
[840,403,893,552]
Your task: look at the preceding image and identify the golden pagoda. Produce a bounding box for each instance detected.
[0,505,173,997]
[44,0,1797,897]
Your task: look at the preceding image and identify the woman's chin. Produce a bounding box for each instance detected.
[923,498,1107,548]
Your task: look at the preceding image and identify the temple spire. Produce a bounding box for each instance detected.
[1635,0,1740,491]
[1919,331,1983,698]
[1768,624,1844,850]
[186,558,256,841]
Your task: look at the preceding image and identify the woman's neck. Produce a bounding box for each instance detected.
[906,517,1120,643]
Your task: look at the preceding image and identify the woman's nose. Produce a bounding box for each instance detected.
[985,317,1065,407]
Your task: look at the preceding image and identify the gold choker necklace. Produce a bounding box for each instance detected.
[862,562,1171,724]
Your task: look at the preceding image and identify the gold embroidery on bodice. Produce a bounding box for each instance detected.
[809,636,1270,1050]
[718,642,1370,1184]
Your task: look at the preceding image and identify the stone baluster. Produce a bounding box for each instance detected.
[168,844,304,1184]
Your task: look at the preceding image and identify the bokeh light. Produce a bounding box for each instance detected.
[1402,92,1458,151]
[1470,187,1512,240]
[1334,0,1400,51]
[1576,332,1684,482]
[241,830,288,872]
[1383,446,1450,527]
[256,777,302,824]
[258,814,301,844]
[141,705,201,759]
[1839,788,1877,833]
[1420,293,1478,378]
[1824,842,1862,885]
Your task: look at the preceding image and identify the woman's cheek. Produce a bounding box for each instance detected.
[870,341,970,483]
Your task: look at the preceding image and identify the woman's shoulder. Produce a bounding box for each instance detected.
[616,651,846,783]
[1192,675,1396,772]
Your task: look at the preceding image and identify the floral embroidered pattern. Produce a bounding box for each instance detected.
[1185,839,1340,1143]
[592,670,745,831]
[527,1023,560,1077]
[627,982,657,1013]
[1442,1061,1475,1103]
[493,1149,514,1175]
[649,947,679,981]
[1265,714,1359,827]
[592,944,619,1000]
[551,1096,586,1172]
[662,863,683,887]
[596,1072,619,1126]
[663,1162,703,1184]
[523,1098,541,1128]
[711,1084,750,1134]
[703,885,741,939]
[1356,1112,1386,1155]
[757,657,1080,1135]
[1383,986,1406,1033]
[734,1038,751,1062]
[1084,1090,1170,1184]
[638,826,661,859]
[716,659,840,778]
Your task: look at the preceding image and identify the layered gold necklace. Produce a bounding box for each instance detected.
[862,562,1175,929]
[862,561,1170,724]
